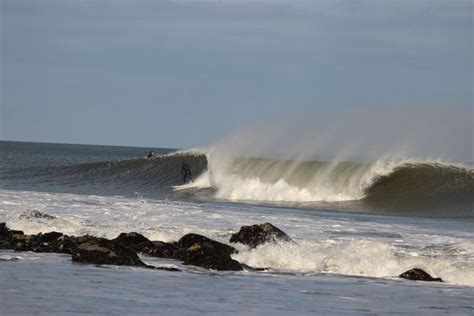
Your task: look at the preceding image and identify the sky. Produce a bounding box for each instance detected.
[0,0,472,155]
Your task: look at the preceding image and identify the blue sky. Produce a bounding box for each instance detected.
[1,0,472,152]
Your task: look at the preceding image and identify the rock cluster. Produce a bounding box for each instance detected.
[1,221,445,282]
[1,222,248,271]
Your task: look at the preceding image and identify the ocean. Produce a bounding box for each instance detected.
[1,140,473,315]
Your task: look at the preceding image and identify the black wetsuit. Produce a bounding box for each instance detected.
[182,164,193,183]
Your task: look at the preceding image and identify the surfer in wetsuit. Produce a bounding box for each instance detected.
[147,151,155,159]
[182,163,193,183]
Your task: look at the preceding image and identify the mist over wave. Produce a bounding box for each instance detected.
[180,108,473,216]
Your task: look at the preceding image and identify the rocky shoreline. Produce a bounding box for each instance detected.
[0,218,443,282]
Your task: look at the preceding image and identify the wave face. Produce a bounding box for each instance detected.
[0,150,208,196]
[2,147,472,216]
[363,163,473,212]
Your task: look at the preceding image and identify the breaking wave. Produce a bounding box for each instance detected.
[184,153,474,216]
[2,149,472,216]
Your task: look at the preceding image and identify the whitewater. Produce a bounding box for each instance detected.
[1,141,473,315]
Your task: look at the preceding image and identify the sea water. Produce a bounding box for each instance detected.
[1,141,473,315]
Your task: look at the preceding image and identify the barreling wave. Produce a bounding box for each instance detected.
[2,149,472,216]
[184,154,474,216]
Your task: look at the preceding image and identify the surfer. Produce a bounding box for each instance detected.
[147,151,155,159]
[181,163,193,183]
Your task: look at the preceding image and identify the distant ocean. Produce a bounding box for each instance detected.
[1,141,473,315]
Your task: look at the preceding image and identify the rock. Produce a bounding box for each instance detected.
[177,234,242,271]
[11,231,64,253]
[19,210,56,220]
[0,223,25,250]
[49,235,80,254]
[399,268,443,282]
[39,231,64,243]
[10,233,59,253]
[113,232,155,253]
[229,223,292,248]
[0,240,11,249]
[9,230,25,237]
[145,241,184,260]
[71,237,146,267]
[178,234,237,256]
[0,222,8,237]
[0,223,24,238]
[0,223,12,249]
[113,232,186,259]
[182,242,243,271]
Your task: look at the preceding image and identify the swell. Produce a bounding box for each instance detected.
[0,151,208,196]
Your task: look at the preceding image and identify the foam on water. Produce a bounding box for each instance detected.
[233,239,474,286]
[1,189,473,286]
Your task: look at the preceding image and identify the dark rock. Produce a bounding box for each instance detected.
[19,210,56,220]
[0,228,63,253]
[0,240,11,249]
[0,223,24,239]
[49,235,80,254]
[0,223,12,249]
[229,223,292,248]
[0,223,25,250]
[11,234,46,252]
[176,234,241,271]
[178,233,237,256]
[113,232,186,260]
[39,231,63,243]
[71,237,146,267]
[399,268,443,282]
[182,242,243,271]
[145,241,184,260]
[9,230,25,236]
[0,223,8,237]
[113,232,155,253]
